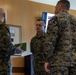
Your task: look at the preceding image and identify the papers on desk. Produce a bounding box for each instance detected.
[14,51,32,56]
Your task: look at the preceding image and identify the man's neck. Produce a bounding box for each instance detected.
[37,31,44,37]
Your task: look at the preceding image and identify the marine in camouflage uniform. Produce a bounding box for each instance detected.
[43,0,76,75]
[30,19,50,75]
[0,21,22,75]
[0,8,22,75]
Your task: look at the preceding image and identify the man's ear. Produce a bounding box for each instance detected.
[55,4,62,14]
[3,13,5,17]
[3,13,6,23]
[44,26,46,28]
[58,4,62,11]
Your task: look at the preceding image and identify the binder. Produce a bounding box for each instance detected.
[15,42,26,51]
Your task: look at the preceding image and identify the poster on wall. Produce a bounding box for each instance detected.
[10,29,15,37]
[8,25,22,45]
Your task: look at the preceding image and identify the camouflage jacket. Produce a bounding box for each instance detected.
[0,22,19,74]
[44,12,76,66]
[30,33,46,64]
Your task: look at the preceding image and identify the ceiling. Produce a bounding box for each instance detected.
[30,0,76,10]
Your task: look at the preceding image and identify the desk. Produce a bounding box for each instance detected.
[11,51,33,75]
[23,51,33,75]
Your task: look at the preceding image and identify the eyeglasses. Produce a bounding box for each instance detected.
[36,24,42,26]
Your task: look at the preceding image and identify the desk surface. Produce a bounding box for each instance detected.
[11,51,32,58]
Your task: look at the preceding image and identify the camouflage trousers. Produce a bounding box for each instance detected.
[0,72,10,75]
[49,66,76,75]
[34,68,50,75]
[69,66,76,75]
[0,69,12,75]
[34,63,50,75]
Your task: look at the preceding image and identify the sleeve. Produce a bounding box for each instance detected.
[43,16,59,61]
[30,39,34,54]
[0,24,21,55]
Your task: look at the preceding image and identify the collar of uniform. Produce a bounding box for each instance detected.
[0,21,3,24]
[36,32,46,38]
[0,21,5,25]
[59,11,69,15]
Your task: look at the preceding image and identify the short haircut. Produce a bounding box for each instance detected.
[57,0,70,10]
[37,18,45,25]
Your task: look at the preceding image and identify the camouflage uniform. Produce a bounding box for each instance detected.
[44,12,76,75]
[30,33,50,75]
[0,21,20,75]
